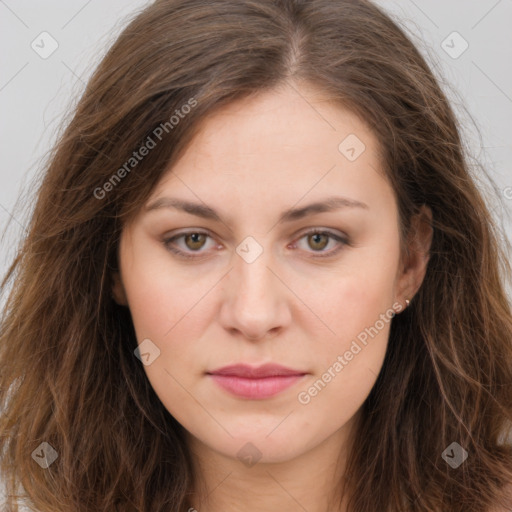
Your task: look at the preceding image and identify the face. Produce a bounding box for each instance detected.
[113,82,424,465]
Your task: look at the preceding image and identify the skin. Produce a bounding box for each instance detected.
[112,81,432,512]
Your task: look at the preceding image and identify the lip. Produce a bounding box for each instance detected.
[207,364,307,399]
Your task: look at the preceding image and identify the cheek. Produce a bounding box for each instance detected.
[311,252,398,342]
[296,276,395,421]
[120,240,213,340]
[298,242,400,404]
[122,274,174,339]
[311,280,393,379]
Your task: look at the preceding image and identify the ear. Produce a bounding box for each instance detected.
[395,205,433,307]
[112,271,128,306]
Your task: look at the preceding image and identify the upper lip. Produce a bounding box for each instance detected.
[207,363,307,378]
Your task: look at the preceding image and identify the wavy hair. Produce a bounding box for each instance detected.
[1,0,511,510]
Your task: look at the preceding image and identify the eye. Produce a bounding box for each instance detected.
[292,229,348,258]
[163,230,218,259]
[162,228,349,260]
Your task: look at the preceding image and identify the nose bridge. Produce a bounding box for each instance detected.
[234,240,279,307]
[219,237,290,340]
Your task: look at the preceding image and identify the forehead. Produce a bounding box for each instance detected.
[187,84,377,166]
[147,83,393,219]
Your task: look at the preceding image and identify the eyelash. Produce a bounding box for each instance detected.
[162,229,349,260]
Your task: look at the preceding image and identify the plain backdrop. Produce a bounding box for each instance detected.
[0,0,511,287]
[0,0,511,506]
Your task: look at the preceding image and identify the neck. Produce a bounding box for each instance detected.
[184,417,358,512]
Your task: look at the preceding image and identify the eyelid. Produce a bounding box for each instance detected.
[295,227,348,241]
[162,227,349,260]
[291,228,349,258]
[162,229,218,260]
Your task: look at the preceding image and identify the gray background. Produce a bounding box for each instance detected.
[0,0,511,504]
[1,0,511,287]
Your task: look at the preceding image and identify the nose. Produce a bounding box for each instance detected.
[218,247,292,342]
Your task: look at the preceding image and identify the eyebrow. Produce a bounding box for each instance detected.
[144,195,369,223]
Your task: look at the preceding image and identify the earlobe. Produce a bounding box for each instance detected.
[396,205,434,304]
[111,272,128,306]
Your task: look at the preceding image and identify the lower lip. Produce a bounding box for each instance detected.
[208,374,305,399]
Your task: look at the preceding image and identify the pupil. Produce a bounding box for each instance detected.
[310,233,327,250]
[187,233,204,249]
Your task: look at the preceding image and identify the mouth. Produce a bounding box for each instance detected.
[206,363,308,400]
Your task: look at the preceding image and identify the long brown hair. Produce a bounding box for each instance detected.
[1,0,511,510]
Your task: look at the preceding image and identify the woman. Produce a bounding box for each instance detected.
[1,0,511,510]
